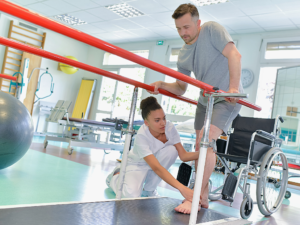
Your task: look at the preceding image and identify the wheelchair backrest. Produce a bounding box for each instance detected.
[227,116,275,158]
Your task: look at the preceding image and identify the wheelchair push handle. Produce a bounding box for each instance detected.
[279,116,284,123]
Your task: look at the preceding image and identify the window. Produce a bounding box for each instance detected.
[98,48,149,121]
[112,68,145,118]
[169,48,180,62]
[103,50,149,65]
[163,46,200,117]
[265,41,300,59]
[254,67,281,118]
[98,71,118,111]
[96,67,145,142]
[97,68,146,120]
[161,69,198,116]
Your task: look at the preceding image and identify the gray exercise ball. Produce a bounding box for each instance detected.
[0,91,34,169]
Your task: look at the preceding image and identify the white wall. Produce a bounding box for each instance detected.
[84,45,106,123]
[37,33,90,111]
[32,30,92,132]
[0,13,95,132]
[231,33,262,117]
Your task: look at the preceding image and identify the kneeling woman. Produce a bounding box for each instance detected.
[106,96,199,201]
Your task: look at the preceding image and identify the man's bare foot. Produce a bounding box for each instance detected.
[201,198,209,209]
[175,200,200,214]
[181,198,209,209]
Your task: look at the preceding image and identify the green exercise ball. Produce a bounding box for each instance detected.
[0,91,34,169]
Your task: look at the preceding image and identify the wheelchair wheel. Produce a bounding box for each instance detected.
[273,180,281,189]
[256,147,288,216]
[285,191,291,199]
[240,197,253,219]
[43,140,48,149]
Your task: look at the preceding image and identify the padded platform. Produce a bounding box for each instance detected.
[0,198,241,225]
[179,132,196,139]
[63,117,116,127]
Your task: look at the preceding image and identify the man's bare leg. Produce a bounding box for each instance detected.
[199,148,216,208]
[175,125,222,214]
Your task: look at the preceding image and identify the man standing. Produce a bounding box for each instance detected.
[148,3,243,214]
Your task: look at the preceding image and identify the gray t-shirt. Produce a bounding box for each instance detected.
[177,21,243,105]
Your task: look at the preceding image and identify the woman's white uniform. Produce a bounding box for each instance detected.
[106,121,180,198]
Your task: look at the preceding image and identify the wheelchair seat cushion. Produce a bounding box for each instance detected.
[217,139,272,165]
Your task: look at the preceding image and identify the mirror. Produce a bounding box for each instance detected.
[272,66,300,172]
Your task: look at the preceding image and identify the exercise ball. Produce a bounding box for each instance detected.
[59,56,79,74]
[0,91,34,169]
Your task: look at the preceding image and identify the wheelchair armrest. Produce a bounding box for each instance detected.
[274,115,284,137]
[256,130,276,141]
[274,138,283,147]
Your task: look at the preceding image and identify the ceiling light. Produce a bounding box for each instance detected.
[106,3,144,18]
[54,14,87,26]
[190,0,228,7]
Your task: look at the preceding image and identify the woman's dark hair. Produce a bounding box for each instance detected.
[140,96,162,120]
[172,3,199,21]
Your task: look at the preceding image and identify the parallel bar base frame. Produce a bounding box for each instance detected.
[0,198,244,225]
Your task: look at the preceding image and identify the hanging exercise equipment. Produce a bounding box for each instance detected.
[33,68,55,103]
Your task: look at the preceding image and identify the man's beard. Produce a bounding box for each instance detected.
[181,33,197,44]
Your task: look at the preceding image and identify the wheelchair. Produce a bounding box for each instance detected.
[207,115,288,219]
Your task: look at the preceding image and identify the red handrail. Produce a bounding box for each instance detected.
[0,0,261,111]
[0,73,17,81]
[0,37,197,105]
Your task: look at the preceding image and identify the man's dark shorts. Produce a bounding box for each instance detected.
[194,101,242,133]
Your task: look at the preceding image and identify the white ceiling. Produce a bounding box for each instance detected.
[8,0,300,43]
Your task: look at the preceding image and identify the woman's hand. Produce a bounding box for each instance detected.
[179,186,194,202]
[144,155,195,201]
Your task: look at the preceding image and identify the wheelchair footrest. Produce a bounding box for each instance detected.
[222,173,237,202]
[215,166,225,173]
[176,163,192,186]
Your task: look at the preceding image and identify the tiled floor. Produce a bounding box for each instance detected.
[0,136,299,224]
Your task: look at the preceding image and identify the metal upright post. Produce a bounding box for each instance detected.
[116,87,138,199]
[189,94,214,225]
[189,92,248,224]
